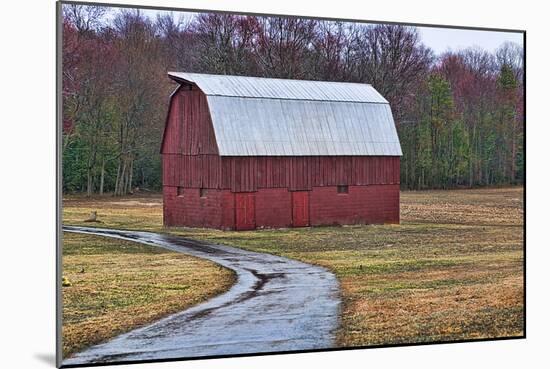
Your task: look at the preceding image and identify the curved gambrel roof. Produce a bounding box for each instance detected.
[167,72,402,157]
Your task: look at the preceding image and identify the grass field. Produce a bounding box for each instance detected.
[62,187,524,349]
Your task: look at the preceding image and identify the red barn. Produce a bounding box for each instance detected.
[161,73,402,230]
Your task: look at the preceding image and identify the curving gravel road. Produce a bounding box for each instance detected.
[62,226,341,365]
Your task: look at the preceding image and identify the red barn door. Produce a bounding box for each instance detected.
[292,191,310,227]
[235,193,256,230]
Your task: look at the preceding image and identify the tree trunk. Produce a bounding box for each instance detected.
[99,157,105,195]
[126,159,134,194]
[469,125,475,187]
[114,160,121,196]
[510,121,517,183]
[120,160,127,196]
[86,167,93,197]
[115,158,126,196]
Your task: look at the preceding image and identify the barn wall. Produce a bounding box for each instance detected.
[220,191,236,229]
[221,156,400,192]
[163,184,399,229]
[310,184,400,226]
[163,154,221,188]
[163,186,224,228]
[163,155,400,192]
[161,86,218,155]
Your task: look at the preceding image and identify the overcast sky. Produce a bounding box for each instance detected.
[102,7,523,56]
[418,26,523,54]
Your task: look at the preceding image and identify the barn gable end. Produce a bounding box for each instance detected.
[161,86,219,156]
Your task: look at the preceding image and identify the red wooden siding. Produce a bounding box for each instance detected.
[163,154,221,188]
[160,90,181,155]
[164,155,399,191]
[162,86,218,155]
[221,156,399,192]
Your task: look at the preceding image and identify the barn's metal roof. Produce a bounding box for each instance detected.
[168,72,402,156]
[168,72,389,103]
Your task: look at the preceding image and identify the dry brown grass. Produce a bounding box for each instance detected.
[62,186,524,349]
[62,232,235,357]
[400,187,523,226]
[63,193,163,231]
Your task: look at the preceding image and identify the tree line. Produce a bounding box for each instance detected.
[62,5,524,195]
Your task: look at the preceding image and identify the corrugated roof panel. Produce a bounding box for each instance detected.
[168,72,389,104]
[206,96,402,156]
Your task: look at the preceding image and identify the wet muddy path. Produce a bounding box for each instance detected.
[62,226,341,365]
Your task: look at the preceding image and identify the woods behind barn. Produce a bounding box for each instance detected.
[62,6,524,196]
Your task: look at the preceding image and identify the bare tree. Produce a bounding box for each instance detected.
[496,41,524,81]
[192,14,258,75]
[253,17,317,79]
[347,24,433,122]
[309,21,355,81]
[112,10,167,196]
[63,4,106,34]
[63,11,117,196]
[156,13,200,71]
